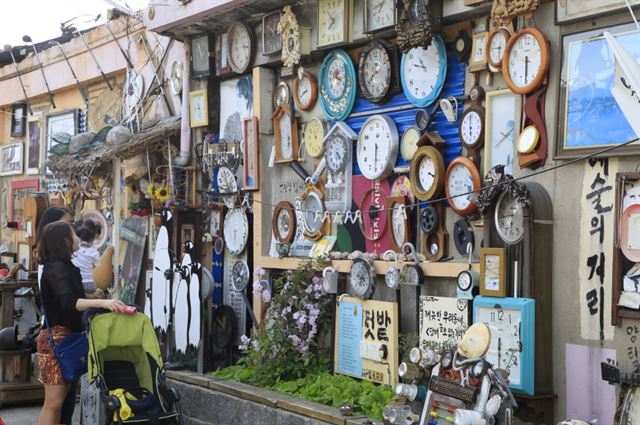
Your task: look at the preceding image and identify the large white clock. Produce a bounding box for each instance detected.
[356,114,399,181]
[223,207,249,256]
[400,35,447,107]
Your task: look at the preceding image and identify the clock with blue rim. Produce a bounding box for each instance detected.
[400,35,447,108]
[319,49,357,121]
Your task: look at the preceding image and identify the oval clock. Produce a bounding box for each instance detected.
[319,49,358,121]
[400,35,447,108]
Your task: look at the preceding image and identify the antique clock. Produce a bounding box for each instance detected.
[223,207,249,256]
[453,29,472,63]
[356,114,399,181]
[191,33,214,78]
[456,269,479,300]
[359,188,388,241]
[262,11,282,56]
[274,81,291,109]
[277,6,305,68]
[401,262,424,286]
[301,184,327,241]
[272,201,296,243]
[409,146,444,201]
[319,49,357,121]
[227,21,254,74]
[349,258,376,299]
[396,0,433,52]
[317,0,349,48]
[516,125,540,155]
[474,296,536,395]
[387,196,411,252]
[272,105,299,163]
[323,122,356,213]
[400,126,421,162]
[503,27,550,95]
[303,117,328,158]
[170,61,183,95]
[400,35,447,108]
[418,202,447,261]
[216,166,238,209]
[458,85,486,165]
[294,70,318,111]
[364,0,397,33]
[230,260,251,292]
[486,27,511,69]
[494,189,526,245]
[444,156,481,217]
[358,40,400,104]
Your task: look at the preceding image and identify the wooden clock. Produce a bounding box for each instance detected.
[272,104,299,163]
[502,27,550,95]
[444,156,482,217]
[458,85,485,167]
[293,70,318,111]
[518,86,549,169]
[272,201,296,243]
[419,203,447,261]
[396,0,433,52]
[409,146,445,201]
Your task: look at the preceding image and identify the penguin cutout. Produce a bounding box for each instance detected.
[146,209,173,331]
[173,252,191,353]
[189,261,202,349]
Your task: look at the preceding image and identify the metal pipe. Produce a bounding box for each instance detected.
[22,35,56,109]
[74,29,113,90]
[104,23,134,69]
[175,37,191,167]
[2,45,32,115]
[138,35,174,116]
[48,41,89,104]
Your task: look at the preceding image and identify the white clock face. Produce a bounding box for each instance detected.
[457,271,472,291]
[362,45,391,99]
[229,23,252,72]
[350,259,373,297]
[403,45,441,102]
[476,306,523,385]
[276,83,290,107]
[356,115,399,180]
[402,265,421,285]
[325,135,349,173]
[507,33,543,89]
[327,57,347,98]
[210,210,221,236]
[223,208,248,256]
[447,164,474,211]
[517,126,539,154]
[391,204,406,246]
[489,31,508,65]
[385,267,400,289]
[305,119,325,158]
[460,110,482,147]
[297,75,312,106]
[279,115,293,159]
[367,0,395,31]
[418,156,435,193]
[495,190,525,244]
[401,127,420,161]
[217,166,238,208]
[277,209,291,239]
[318,0,345,46]
[303,191,324,233]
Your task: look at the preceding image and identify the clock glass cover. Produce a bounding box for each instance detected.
[302,191,325,234]
[349,258,375,299]
[495,189,525,244]
[401,127,421,161]
[445,158,480,216]
[504,28,549,94]
[359,41,392,103]
[320,50,357,121]
[223,208,249,256]
[459,109,484,149]
[487,28,510,68]
[400,36,446,107]
[231,260,250,291]
[366,0,396,32]
[228,22,253,73]
[325,134,349,173]
[356,114,399,180]
[279,113,293,159]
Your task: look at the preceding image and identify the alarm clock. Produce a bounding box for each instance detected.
[349,258,376,299]
[456,269,479,300]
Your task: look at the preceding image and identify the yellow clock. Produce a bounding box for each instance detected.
[517,125,540,154]
[317,0,348,48]
[304,117,328,158]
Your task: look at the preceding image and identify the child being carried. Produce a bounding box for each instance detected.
[72,218,105,299]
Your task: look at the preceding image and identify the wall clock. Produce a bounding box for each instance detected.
[294,70,318,111]
[324,122,357,213]
[191,33,214,78]
[356,114,399,181]
[272,201,296,243]
[210,204,224,238]
[262,10,282,56]
[349,258,376,299]
[170,61,183,95]
[485,89,518,176]
[358,188,388,241]
[396,0,433,52]
[242,116,259,191]
[358,40,400,104]
[387,196,411,252]
[230,259,250,291]
[419,202,447,261]
[453,29,472,63]
[400,35,447,108]
[503,27,550,95]
[223,207,249,256]
[227,21,254,74]
[474,296,536,395]
[274,81,291,109]
[444,156,481,217]
[401,262,424,286]
[317,0,349,48]
[516,125,540,155]
[301,184,327,241]
[319,49,357,121]
[272,105,299,163]
[459,85,485,165]
[468,31,489,72]
[486,27,511,69]
[400,126,421,161]
[303,117,328,158]
[494,189,526,245]
[409,146,444,201]
[277,6,305,68]
[364,0,397,33]
[216,166,238,208]
[189,89,208,128]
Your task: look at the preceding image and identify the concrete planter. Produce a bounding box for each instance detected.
[167,371,374,425]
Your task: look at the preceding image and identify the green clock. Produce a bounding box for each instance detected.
[319,49,357,121]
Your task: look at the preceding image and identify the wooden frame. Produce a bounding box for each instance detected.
[293,71,318,111]
[26,112,43,174]
[242,116,259,191]
[189,89,208,127]
[261,10,282,56]
[272,105,299,163]
[444,156,481,217]
[10,103,27,137]
[484,89,519,176]
[272,201,296,243]
[479,247,507,297]
[316,0,349,48]
[215,32,232,76]
[10,179,39,227]
[502,27,550,95]
[409,146,445,201]
[386,196,411,252]
[468,31,489,72]
[0,142,24,176]
[556,0,640,24]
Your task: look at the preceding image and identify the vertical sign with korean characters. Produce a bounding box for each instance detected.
[334,297,399,386]
[580,158,618,341]
[419,296,469,353]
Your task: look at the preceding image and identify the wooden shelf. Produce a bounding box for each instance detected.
[254,255,479,278]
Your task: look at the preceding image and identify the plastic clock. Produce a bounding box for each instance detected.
[303,117,328,158]
[400,126,421,161]
[486,27,511,68]
[319,49,357,121]
[294,70,318,111]
[400,35,447,108]
[356,114,399,181]
[516,125,540,154]
[223,207,249,256]
[444,156,481,217]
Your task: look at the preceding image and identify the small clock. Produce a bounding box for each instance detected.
[444,156,481,217]
[317,0,348,48]
[487,27,511,69]
[274,81,291,109]
[272,201,296,243]
[359,188,388,241]
[319,49,357,121]
[301,186,326,240]
[223,207,249,256]
[400,35,447,108]
[294,70,318,111]
[356,114,399,181]
[400,126,421,161]
[401,263,424,286]
[469,32,489,72]
[453,29,472,63]
[170,61,183,95]
[191,33,213,78]
[303,117,328,158]
[516,125,540,154]
[385,266,401,290]
[273,105,299,163]
[456,269,479,300]
[503,27,550,95]
[358,40,399,104]
[278,6,305,68]
[323,122,356,213]
[419,205,438,236]
[349,258,376,299]
[262,11,282,56]
[409,146,445,201]
[459,105,485,150]
[227,21,254,74]
[216,166,238,209]
[415,109,430,131]
[230,260,250,291]
[387,196,410,251]
[325,129,351,174]
[494,188,525,245]
[365,0,396,33]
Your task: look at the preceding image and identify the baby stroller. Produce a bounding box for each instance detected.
[82,311,184,425]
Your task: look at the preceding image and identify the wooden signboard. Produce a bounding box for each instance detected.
[334,297,398,387]
[419,296,469,354]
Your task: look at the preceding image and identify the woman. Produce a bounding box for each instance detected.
[223,75,252,143]
[37,221,126,425]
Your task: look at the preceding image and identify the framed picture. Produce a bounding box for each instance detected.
[484,89,519,176]
[556,23,640,159]
[219,76,253,143]
[210,203,224,237]
[27,113,43,174]
[480,247,507,297]
[10,179,39,225]
[46,109,79,172]
[189,89,209,127]
[0,142,24,176]
[556,0,640,24]
[10,103,27,137]
[243,116,259,191]
[469,32,489,72]
[262,10,282,56]
[17,242,32,273]
[215,32,232,76]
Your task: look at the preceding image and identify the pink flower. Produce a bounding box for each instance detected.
[312,276,322,285]
[252,281,263,295]
[253,267,265,277]
[262,290,272,303]
[238,335,251,351]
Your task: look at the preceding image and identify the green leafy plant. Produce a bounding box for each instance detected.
[399,333,420,364]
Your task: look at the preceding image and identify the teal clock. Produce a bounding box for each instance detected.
[319,49,357,121]
[400,35,447,108]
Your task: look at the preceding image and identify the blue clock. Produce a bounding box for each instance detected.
[473,296,535,395]
[319,49,357,122]
[400,35,447,108]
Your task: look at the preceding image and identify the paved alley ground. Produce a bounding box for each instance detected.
[0,402,80,425]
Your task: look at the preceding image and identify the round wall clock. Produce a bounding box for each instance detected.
[454,29,472,63]
[170,61,183,95]
[444,156,481,217]
[503,27,550,95]
[227,21,254,74]
[272,201,296,243]
[516,125,540,154]
[400,35,447,107]
[319,49,357,121]
[409,146,445,201]
[223,207,249,256]
[359,188,388,241]
[349,258,376,299]
[301,187,326,240]
[356,114,399,181]
[494,189,525,244]
[459,105,485,150]
[487,27,511,68]
[419,205,439,236]
[274,81,291,109]
[401,263,424,286]
[325,132,350,173]
[415,108,431,131]
[217,166,238,208]
[230,260,250,291]
[304,117,327,158]
[294,70,318,110]
[358,40,395,104]
[400,126,421,161]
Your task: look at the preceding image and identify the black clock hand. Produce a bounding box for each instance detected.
[498,337,502,368]
[495,128,514,146]
[374,1,384,12]
[524,55,529,82]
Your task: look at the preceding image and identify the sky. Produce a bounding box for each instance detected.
[0,0,149,48]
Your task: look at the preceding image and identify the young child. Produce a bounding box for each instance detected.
[72,218,104,299]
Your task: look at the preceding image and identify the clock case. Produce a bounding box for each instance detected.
[324,122,356,213]
[357,40,401,104]
[191,33,215,79]
[400,35,448,108]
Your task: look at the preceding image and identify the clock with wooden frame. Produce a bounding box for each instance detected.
[458,85,485,166]
[272,201,296,243]
[215,32,232,76]
[294,70,318,111]
[386,196,411,252]
[502,27,550,95]
[191,33,214,79]
[444,156,481,217]
[396,0,433,52]
[227,21,255,74]
[242,116,259,191]
[272,104,299,163]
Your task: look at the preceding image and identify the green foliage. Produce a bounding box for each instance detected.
[399,333,420,364]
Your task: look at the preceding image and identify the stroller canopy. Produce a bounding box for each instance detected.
[88,312,163,391]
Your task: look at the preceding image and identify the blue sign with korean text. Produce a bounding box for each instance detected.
[336,301,363,378]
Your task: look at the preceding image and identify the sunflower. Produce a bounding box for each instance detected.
[155,186,171,201]
[146,183,158,199]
